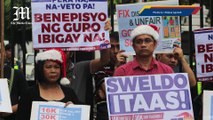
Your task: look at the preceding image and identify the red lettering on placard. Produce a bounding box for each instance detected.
[125,39,132,47]
[38,34,80,43]
[41,23,60,33]
[206,64,213,72]
[201,64,213,73]
[34,12,107,22]
[40,114,56,120]
[197,44,205,53]
[34,13,42,22]
[118,9,130,18]
[121,29,133,37]
[63,23,100,32]
[197,44,213,53]
[204,53,213,62]
[41,108,56,113]
[84,33,104,42]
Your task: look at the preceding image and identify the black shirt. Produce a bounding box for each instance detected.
[16,84,80,120]
[2,66,28,120]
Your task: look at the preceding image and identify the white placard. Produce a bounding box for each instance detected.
[105,73,194,120]
[31,0,110,51]
[30,101,90,120]
[203,90,213,120]
[116,0,181,55]
[0,79,12,113]
[194,28,213,81]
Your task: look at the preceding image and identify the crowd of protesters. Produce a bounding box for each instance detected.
[0,1,210,119]
[1,23,205,120]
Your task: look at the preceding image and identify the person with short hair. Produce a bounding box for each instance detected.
[114,24,174,76]
[4,44,21,70]
[156,47,196,87]
[93,31,122,120]
[68,20,111,104]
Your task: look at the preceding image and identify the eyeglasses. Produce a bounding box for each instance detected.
[134,38,154,44]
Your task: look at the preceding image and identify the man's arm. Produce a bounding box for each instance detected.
[89,20,111,74]
[174,47,196,87]
[90,48,110,74]
[180,56,196,87]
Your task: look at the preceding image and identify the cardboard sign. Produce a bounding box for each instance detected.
[116,0,181,55]
[0,79,12,113]
[203,90,213,120]
[194,28,213,81]
[31,0,110,51]
[105,73,194,120]
[31,101,90,120]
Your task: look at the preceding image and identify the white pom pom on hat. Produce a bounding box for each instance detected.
[130,24,160,41]
[36,49,70,85]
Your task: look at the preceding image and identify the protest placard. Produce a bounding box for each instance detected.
[0,79,12,113]
[194,28,213,81]
[31,0,110,51]
[30,101,90,120]
[116,0,181,55]
[203,90,213,120]
[105,73,194,120]
[138,5,200,16]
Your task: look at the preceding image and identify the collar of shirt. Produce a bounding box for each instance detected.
[132,57,158,71]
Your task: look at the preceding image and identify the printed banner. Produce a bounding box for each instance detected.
[105,73,194,120]
[0,79,12,113]
[116,0,181,55]
[203,90,213,120]
[139,5,200,16]
[194,28,213,81]
[30,101,90,120]
[31,0,110,51]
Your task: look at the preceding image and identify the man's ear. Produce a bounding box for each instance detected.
[154,40,158,49]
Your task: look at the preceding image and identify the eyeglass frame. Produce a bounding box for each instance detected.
[133,37,155,45]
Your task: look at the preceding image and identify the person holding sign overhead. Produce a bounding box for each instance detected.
[114,24,174,76]
[156,47,196,87]
[69,20,111,104]
[93,32,123,120]
[16,49,81,120]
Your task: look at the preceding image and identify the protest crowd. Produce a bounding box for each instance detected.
[1,0,213,120]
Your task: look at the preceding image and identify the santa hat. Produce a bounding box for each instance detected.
[130,24,160,41]
[35,49,70,85]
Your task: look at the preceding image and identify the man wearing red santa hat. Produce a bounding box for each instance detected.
[114,24,174,76]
